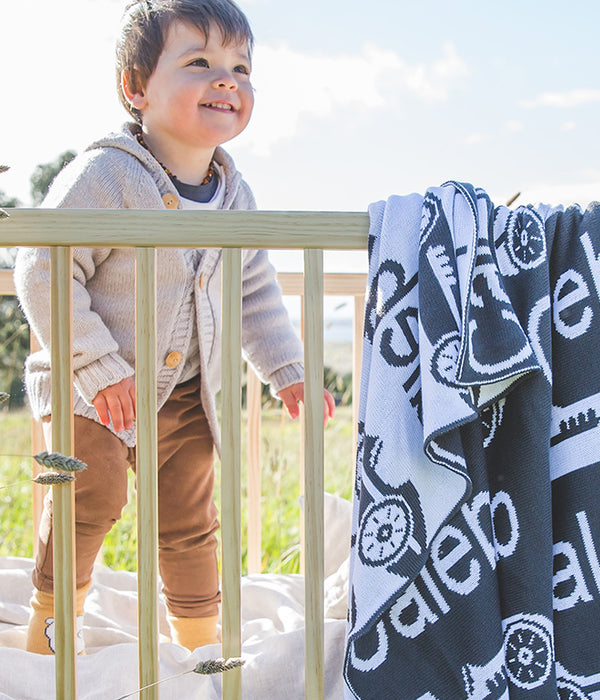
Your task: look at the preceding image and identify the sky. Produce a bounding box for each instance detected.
[2,0,600,277]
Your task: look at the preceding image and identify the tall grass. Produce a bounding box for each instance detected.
[0,405,355,575]
[0,409,35,558]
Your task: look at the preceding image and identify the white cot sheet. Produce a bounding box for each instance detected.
[0,494,352,700]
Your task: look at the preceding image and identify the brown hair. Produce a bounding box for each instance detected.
[116,0,254,123]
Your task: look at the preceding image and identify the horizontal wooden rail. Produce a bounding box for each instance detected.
[1,270,369,295]
[1,209,369,249]
[276,272,367,296]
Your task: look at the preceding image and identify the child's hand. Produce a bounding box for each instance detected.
[279,382,335,426]
[92,376,136,433]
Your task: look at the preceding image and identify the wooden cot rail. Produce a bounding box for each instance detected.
[0,208,369,700]
[2,209,368,249]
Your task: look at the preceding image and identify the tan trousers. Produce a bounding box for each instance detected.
[33,376,220,618]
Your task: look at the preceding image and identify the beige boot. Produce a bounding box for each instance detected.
[167,613,219,650]
[25,582,91,655]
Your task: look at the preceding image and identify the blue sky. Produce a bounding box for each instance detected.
[2,0,599,248]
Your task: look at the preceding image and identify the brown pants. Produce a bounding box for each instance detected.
[33,376,220,618]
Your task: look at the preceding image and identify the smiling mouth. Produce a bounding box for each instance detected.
[202,102,234,111]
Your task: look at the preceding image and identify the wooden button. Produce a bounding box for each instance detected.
[199,273,205,289]
[162,193,178,209]
[165,351,182,368]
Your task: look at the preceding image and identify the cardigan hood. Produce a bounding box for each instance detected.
[41,122,256,213]
[84,123,249,210]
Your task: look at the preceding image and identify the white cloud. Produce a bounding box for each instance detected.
[465,132,487,146]
[522,89,600,109]
[237,41,468,155]
[505,120,524,133]
[561,121,576,131]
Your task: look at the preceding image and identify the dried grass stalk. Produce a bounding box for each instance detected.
[33,472,76,485]
[34,451,87,472]
[192,657,245,674]
[0,392,9,404]
[116,656,245,699]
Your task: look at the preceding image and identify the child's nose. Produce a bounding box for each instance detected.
[211,71,237,90]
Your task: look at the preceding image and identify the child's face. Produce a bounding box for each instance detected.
[131,21,254,154]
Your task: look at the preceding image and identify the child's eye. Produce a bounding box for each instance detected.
[189,57,209,68]
[233,64,250,76]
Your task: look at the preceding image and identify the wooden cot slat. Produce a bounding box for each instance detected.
[303,250,325,700]
[135,247,160,700]
[221,248,243,700]
[0,268,14,294]
[50,246,77,700]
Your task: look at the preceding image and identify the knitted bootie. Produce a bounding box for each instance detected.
[167,613,220,650]
[25,582,91,655]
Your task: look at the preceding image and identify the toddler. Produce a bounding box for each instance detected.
[15,0,334,654]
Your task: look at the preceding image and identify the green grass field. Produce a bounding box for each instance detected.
[0,405,355,575]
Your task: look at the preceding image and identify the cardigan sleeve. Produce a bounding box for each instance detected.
[239,248,304,394]
[13,149,149,407]
[228,179,305,393]
[15,244,136,408]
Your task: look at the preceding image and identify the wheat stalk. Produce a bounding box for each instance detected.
[0,472,76,489]
[34,451,87,472]
[0,446,84,489]
[33,472,76,485]
[192,657,245,674]
[116,657,245,699]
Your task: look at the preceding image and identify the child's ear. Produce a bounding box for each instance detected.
[121,69,147,110]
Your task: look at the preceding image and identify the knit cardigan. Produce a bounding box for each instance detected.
[14,123,304,450]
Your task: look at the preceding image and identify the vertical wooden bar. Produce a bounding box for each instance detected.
[135,247,159,700]
[246,368,262,574]
[50,246,77,700]
[221,248,242,700]
[352,294,365,466]
[303,249,324,700]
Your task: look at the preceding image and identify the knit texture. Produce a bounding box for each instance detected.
[14,123,304,450]
[345,184,600,698]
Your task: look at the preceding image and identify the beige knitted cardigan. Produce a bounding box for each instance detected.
[15,123,304,450]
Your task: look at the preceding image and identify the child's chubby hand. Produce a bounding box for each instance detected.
[92,376,136,433]
[278,382,335,426]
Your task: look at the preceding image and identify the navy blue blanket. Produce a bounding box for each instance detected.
[344,183,600,699]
